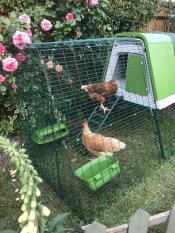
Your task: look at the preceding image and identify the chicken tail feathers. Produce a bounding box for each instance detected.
[113,141,126,152]
[86,147,113,157]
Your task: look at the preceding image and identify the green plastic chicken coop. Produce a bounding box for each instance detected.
[18,32,175,222]
[107,32,175,110]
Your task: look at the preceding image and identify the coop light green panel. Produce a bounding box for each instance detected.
[126,54,148,96]
[144,34,175,101]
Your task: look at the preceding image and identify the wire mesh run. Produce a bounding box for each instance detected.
[17,37,175,224]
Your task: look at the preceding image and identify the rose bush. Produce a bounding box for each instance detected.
[0,1,107,125]
[0,12,33,134]
[21,0,159,41]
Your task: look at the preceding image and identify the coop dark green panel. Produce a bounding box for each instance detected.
[125,54,148,96]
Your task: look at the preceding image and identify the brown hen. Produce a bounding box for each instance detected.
[82,119,126,157]
[81,79,118,113]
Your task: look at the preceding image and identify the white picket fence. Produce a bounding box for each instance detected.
[82,205,175,233]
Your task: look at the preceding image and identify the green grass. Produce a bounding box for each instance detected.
[0,170,21,231]
[97,155,175,226]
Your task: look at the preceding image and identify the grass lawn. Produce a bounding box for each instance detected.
[97,155,175,226]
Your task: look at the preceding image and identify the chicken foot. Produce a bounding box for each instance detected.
[81,85,89,92]
[100,103,110,114]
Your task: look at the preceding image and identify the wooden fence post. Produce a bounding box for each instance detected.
[166,204,175,233]
[82,221,107,233]
[128,209,150,233]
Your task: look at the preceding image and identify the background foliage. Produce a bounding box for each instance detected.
[25,0,160,41]
[1,0,160,41]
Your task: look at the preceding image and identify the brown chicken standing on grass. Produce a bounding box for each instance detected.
[82,119,126,157]
[81,79,118,113]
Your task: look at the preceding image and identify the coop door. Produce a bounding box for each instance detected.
[126,54,148,96]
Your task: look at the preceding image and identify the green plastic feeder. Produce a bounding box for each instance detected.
[74,156,120,191]
[31,123,69,144]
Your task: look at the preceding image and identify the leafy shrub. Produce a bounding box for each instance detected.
[0,116,16,137]
[23,0,160,42]
[107,0,160,33]
[24,0,112,41]
[167,1,175,31]
[0,0,39,15]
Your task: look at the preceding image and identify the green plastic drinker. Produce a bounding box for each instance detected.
[31,123,69,144]
[74,155,120,191]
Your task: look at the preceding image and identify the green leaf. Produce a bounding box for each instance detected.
[2,18,10,26]
[47,213,69,232]
[76,15,82,22]
[9,11,16,18]
[54,225,68,233]
[0,85,7,95]
[0,34,3,42]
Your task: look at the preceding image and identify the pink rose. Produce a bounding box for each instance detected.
[11,83,17,90]
[19,14,31,24]
[40,19,53,31]
[66,13,74,21]
[89,0,99,5]
[16,53,26,62]
[47,61,53,69]
[55,64,63,72]
[2,57,18,72]
[0,42,5,54]
[0,75,5,83]
[12,31,31,50]
[26,29,32,37]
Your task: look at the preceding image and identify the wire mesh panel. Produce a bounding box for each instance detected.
[17,37,175,224]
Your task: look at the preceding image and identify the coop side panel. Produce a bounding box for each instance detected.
[144,35,175,103]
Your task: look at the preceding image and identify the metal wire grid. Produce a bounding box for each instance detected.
[17,37,174,223]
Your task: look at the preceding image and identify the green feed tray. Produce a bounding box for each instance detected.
[74,156,120,191]
[31,123,69,144]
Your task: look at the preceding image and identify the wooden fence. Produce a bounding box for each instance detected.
[82,205,175,233]
[141,17,169,32]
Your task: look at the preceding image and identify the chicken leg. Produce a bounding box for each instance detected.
[100,103,109,114]
[81,85,89,92]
